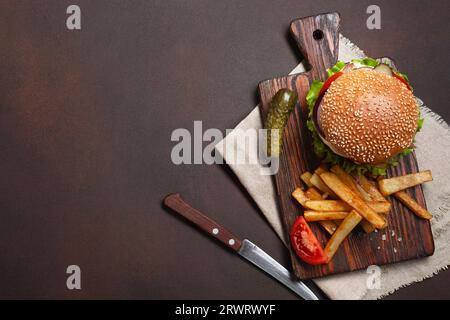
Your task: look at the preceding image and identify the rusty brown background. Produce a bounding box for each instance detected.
[0,0,449,299]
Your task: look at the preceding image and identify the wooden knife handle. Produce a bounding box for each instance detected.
[163,193,242,251]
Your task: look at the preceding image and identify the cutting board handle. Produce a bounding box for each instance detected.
[290,13,340,80]
[163,193,242,251]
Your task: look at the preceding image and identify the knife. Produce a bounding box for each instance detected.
[163,193,319,300]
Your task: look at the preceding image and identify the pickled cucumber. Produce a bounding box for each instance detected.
[264,89,298,156]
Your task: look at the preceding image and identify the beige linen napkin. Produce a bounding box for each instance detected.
[215,35,450,299]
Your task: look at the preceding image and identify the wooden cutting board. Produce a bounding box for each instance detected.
[258,12,434,279]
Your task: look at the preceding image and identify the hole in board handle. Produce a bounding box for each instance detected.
[313,29,324,40]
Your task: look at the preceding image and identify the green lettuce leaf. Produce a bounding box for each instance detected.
[306,80,324,111]
[327,61,346,77]
[397,72,410,82]
[417,117,424,132]
[306,59,422,176]
[351,57,379,68]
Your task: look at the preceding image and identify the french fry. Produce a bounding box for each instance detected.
[305,187,324,200]
[304,211,349,221]
[304,200,351,212]
[329,165,389,231]
[330,165,374,202]
[320,172,387,228]
[324,210,363,260]
[349,176,390,232]
[305,187,340,234]
[315,166,327,176]
[293,186,338,234]
[360,219,376,233]
[310,174,338,198]
[318,220,338,235]
[330,165,361,195]
[300,172,313,188]
[304,199,390,214]
[378,170,433,196]
[292,188,308,206]
[367,201,391,214]
[394,191,433,220]
[355,174,386,202]
[330,165,378,232]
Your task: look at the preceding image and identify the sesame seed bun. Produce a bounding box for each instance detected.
[318,68,418,165]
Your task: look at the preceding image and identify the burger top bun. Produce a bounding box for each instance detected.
[318,68,418,165]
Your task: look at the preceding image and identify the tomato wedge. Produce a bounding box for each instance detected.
[393,73,412,91]
[290,216,328,265]
[319,71,343,96]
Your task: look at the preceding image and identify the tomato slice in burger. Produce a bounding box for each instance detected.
[319,71,343,96]
[290,216,328,265]
[393,73,412,91]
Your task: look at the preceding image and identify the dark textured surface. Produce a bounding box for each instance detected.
[0,0,449,299]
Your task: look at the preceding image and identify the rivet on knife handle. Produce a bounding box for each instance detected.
[163,193,242,251]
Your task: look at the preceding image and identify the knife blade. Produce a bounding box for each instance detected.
[238,239,318,300]
[163,193,319,300]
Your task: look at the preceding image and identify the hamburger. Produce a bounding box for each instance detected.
[306,58,423,176]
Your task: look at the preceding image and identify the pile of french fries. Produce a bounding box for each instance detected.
[293,164,433,261]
